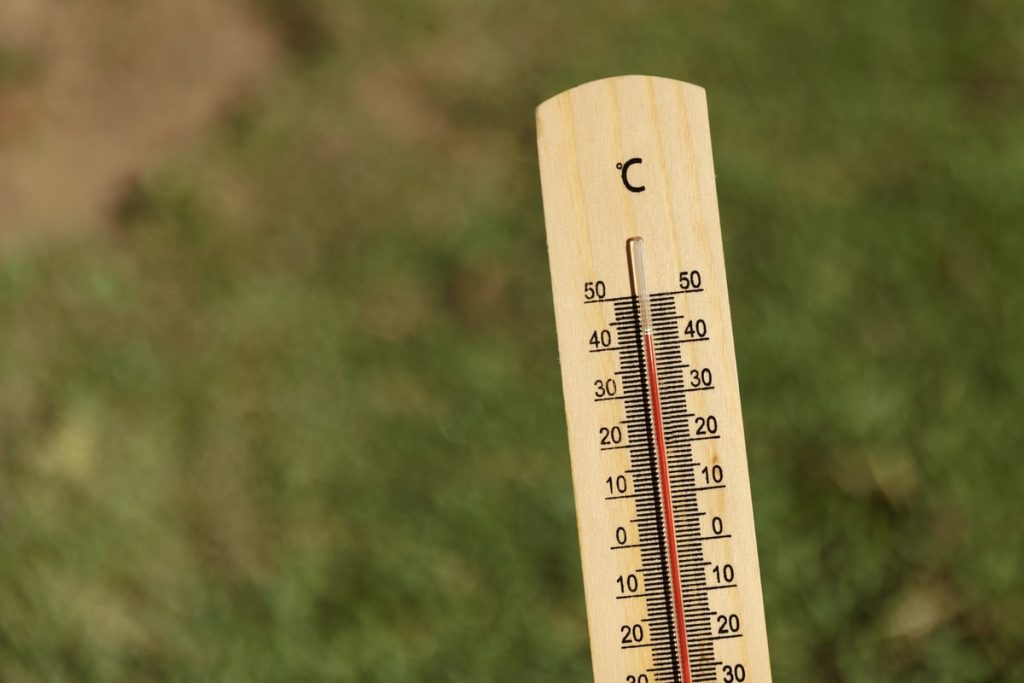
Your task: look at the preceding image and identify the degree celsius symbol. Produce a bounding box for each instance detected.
[618,157,646,193]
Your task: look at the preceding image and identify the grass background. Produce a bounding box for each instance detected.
[2,1,1023,681]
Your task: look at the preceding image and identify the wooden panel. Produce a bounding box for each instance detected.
[537,76,772,683]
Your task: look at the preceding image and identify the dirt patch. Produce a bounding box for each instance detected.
[0,0,279,248]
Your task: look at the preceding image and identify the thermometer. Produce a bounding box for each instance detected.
[536,76,772,683]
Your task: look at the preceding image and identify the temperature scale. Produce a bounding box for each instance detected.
[536,76,772,682]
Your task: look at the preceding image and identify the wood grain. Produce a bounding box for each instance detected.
[537,76,772,683]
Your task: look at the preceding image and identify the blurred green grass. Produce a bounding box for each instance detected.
[2,1,1024,681]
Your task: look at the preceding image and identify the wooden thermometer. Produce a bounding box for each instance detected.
[536,76,772,683]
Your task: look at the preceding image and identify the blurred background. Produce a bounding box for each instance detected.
[1,1,1022,681]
